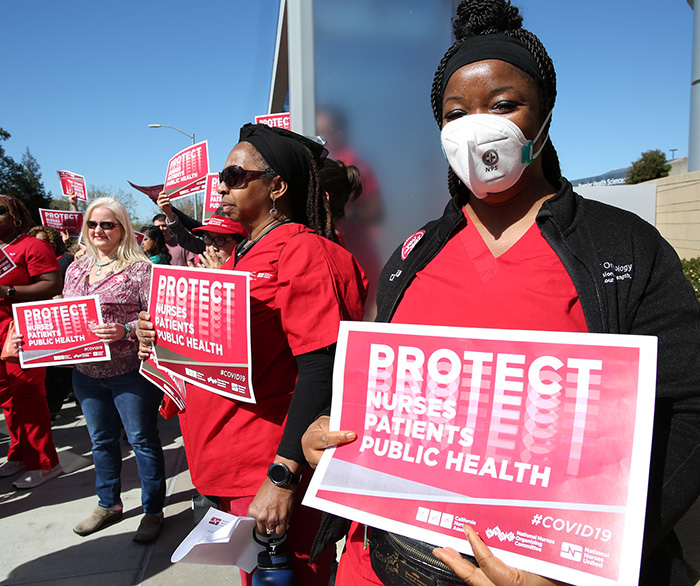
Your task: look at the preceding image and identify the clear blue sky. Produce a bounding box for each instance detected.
[1,0,694,222]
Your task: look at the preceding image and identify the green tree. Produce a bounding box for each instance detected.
[681,257,700,301]
[0,127,52,221]
[625,149,672,184]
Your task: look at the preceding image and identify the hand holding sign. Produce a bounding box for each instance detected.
[302,415,357,470]
[433,526,572,586]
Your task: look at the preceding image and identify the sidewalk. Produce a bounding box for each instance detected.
[0,398,241,586]
[1,397,699,585]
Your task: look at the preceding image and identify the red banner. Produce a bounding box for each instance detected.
[148,265,254,402]
[39,208,84,237]
[163,141,209,200]
[57,170,88,201]
[304,322,658,586]
[13,296,110,368]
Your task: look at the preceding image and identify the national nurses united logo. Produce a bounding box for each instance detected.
[401,230,425,261]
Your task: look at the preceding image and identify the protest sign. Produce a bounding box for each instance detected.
[39,208,84,237]
[140,352,186,410]
[0,246,16,279]
[149,265,254,402]
[304,322,658,586]
[13,296,110,368]
[134,231,145,246]
[255,112,291,130]
[57,170,88,201]
[202,173,221,222]
[163,141,209,200]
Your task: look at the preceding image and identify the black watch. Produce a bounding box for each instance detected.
[6,286,15,298]
[267,463,302,487]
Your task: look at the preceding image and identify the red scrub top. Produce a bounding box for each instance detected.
[179,223,367,497]
[0,235,59,337]
[339,212,588,585]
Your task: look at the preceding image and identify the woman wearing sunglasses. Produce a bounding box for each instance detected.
[0,194,63,489]
[138,123,367,585]
[62,198,166,543]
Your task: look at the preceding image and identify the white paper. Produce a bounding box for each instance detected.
[170,507,264,571]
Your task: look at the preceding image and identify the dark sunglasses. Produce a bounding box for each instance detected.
[0,205,8,216]
[218,165,266,189]
[202,234,235,247]
[87,220,121,230]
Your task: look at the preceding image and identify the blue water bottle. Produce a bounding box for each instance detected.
[252,531,296,586]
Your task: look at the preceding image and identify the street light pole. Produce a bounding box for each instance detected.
[148,123,199,221]
[148,124,195,145]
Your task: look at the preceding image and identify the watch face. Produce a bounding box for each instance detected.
[269,464,289,484]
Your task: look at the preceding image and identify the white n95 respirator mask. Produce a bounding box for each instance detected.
[440,111,552,199]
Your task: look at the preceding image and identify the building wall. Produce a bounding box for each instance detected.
[653,170,700,259]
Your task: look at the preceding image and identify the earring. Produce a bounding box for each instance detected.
[13,219,21,227]
[269,198,278,216]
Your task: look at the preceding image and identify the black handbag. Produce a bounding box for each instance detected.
[370,528,478,586]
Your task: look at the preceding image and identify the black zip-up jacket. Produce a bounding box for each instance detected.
[373,179,700,585]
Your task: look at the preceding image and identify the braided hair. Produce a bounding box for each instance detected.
[249,146,339,244]
[431,0,562,196]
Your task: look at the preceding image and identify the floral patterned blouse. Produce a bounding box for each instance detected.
[63,256,151,378]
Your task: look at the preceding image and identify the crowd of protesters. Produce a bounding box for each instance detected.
[2,2,700,584]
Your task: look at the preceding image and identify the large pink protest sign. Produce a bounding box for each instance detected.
[39,208,84,237]
[202,173,221,221]
[149,265,254,402]
[163,141,209,200]
[13,296,110,368]
[304,322,657,586]
[57,170,87,201]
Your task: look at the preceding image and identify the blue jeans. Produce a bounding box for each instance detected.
[73,369,166,514]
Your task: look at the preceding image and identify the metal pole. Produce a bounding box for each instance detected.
[148,124,199,221]
[689,0,700,171]
[287,0,316,137]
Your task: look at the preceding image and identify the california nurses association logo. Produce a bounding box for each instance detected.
[401,230,425,261]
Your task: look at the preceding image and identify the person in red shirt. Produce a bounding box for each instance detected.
[137,123,367,585]
[0,194,63,488]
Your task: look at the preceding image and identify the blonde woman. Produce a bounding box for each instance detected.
[64,198,165,543]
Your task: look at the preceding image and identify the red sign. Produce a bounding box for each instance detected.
[0,247,17,279]
[148,265,254,402]
[57,170,88,201]
[13,296,110,368]
[39,208,84,237]
[134,231,145,246]
[304,322,658,586]
[202,173,221,222]
[255,112,291,130]
[163,141,209,200]
[140,352,186,410]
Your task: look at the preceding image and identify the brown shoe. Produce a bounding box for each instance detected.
[133,512,164,544]
[73,507,123,536]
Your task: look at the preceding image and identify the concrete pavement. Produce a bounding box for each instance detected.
[0,398,240,586]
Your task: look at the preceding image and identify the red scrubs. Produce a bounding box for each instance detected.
[337,213,588,585]
[0,235,60,471]
[177,223,367,585]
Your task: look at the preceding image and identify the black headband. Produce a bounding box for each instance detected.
[442,34,543,96]
[238,123,328,200]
